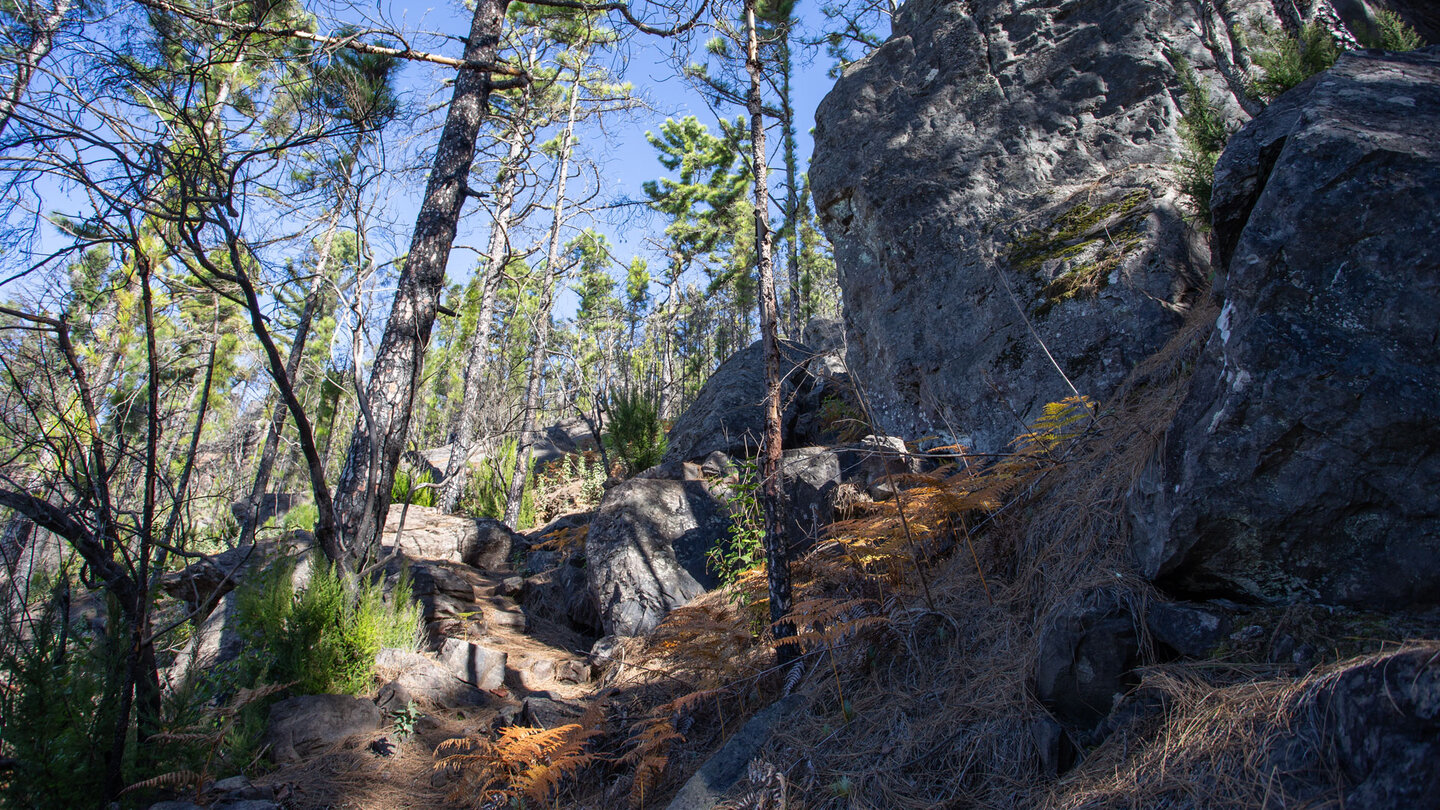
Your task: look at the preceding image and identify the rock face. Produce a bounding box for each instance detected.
[522,556,600,635]
[264,694,381,763]
[585,471,732,636]
[438,638,508,690]
[662,339,820,463]
[810,0,1274,452]
[1281,645,1440,809]
[374,647,490,708]
[1129,48,1440,608]
[381,506,518,570]
[1034,589,1140,731]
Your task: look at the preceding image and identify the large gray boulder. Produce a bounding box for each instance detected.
[585,472,732,636]
[381,506,518,570]
[662,339,820,463]
[1258,645,1440,809]
[810,0,1292,452]
[264,694,381,763]
[437,638,507,691]
[1129,48,1440,608]
[374,647,491,708]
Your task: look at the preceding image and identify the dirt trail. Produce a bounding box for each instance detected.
[256,553,604,809]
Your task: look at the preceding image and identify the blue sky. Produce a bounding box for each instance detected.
[394,0,853,317]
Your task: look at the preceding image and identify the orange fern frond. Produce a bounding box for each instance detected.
[536,523,589,554]
[120,770,203,795]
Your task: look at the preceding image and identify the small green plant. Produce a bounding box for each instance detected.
[280,501,318,533]
[1249,21,1339,101]
[390,700,421,740]
[234,556,422,696]
[1171,53,1231,226]
[533,451,608,522]
[459,436,535,528]
[605,389,667,475]
[1362,9,1425,51]
[392,468,437,508]
[707,457,766,602]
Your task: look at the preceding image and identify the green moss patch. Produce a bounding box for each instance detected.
[1006,189,1150,317]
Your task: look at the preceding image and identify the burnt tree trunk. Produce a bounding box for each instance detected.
[332,0,511,566]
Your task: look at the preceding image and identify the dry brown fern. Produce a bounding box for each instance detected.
[645,603,758,683]
[435,703,604,808]
[535,523,588,555]
[718,759,787,810]
[622,710,686,808]
[825,396,1096,590]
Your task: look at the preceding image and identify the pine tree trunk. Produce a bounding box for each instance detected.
[332,0,511,567]
[440,127,526,514]
[747,0,795,665]
[657,264,682,420]
[503,71,581,527]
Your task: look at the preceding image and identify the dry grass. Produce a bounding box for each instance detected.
[758,297,1236,808]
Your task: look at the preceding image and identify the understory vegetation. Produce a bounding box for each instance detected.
[1173,54,1229,226]
[233,557,421,696]
[605,389,669,476]
[1172,13,1422,222]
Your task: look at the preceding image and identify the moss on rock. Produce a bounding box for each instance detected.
[1006,189,1150,317]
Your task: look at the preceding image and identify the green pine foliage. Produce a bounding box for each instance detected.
[1249,22,1340,101]
[1364,9,1425,51]
[1172,54,1231,227]
[605,389,667,475]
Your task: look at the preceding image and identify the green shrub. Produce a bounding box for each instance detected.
[1249,21,1339,101]
[1171,53,1231,226]
[605,389,667,475]
[460,436,536,528]
[280,501,318,532]
[0,595,114,809]
[1363,9,1425,50]
[234,556,421,696]
[391,468,437,508]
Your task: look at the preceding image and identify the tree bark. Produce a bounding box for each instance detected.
[503,69,581,528]
[746,0,795,665]
[779,31,802,339]
[440,125,526,514]
[332,0,512,566]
